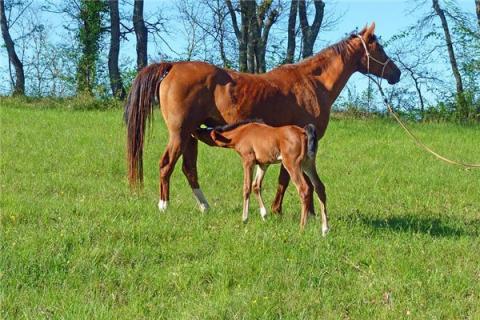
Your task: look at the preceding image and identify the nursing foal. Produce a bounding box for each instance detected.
[196,120,329,235]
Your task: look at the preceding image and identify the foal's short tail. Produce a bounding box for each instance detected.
[124,62,173,187]
[304,124,318,159]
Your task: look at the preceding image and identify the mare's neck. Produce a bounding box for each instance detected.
[299,44,360,106]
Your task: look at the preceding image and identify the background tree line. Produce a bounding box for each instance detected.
[1,0,479,121]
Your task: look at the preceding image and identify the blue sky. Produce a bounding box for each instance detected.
[0,0,477,98]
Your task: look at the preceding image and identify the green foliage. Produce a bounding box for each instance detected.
[0,95,122,111]
[420,92,479,123]
[2,102,480,318]
[76,0,107,95]
[121,67,140,96]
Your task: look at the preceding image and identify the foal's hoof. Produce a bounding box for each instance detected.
[322,226,330,237]
[242,218,248,224]
[260,208,267,221]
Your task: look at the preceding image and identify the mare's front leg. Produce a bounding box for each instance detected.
[252,165,268,220]
[271,165,315,215]
[242,159,255,223]
[182,135,210,212]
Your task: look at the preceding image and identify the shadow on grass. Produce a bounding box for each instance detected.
[346,213,478,238]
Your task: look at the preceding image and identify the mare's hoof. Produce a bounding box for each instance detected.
[158,200,168,212]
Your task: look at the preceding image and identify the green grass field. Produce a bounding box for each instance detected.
[1,99,479,319]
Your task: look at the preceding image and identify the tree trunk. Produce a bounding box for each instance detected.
[133,0,148,71]
[77,0,103,95]
[0,0,25,95]
[227,0,278,73]
[245,1,256,73]
[227,0,249,72]
[240,0,257,73]
[285,0,298,64]
[256,1,278,73]
[413,76,425,120]
[108,0,125,99]
[298,0,324,58]
[476,0,480,29]
[214,0,229,68]
[432,0,464,96]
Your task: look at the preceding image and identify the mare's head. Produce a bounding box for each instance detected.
[355,23,401,84]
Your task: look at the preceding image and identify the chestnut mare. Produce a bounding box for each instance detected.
[125,23,401,213]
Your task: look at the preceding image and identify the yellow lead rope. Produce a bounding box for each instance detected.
[369,76,480,169]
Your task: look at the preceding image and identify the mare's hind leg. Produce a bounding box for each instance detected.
[158,132,184,212]
[182,136,210,212]
[271,165,290,214]
[252,165,268,220]
[271,165,315,215]
[303,160,329,236]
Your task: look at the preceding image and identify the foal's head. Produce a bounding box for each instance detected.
[194,119,263,148]
[354,23,401,84]
[194,128,232,147]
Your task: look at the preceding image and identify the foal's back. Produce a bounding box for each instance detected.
[231,123,307,164]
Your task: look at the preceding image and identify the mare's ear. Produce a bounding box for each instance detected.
[363,22,376,41]
[358,24,368,35]
[210,130,231,147]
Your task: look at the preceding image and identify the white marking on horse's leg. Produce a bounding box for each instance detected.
[252,165,268,221]
[192,188,210,213]
[158,199,168,212]
[260,207,267,220]
[322,225,329,237]
[242,197,249,223]
[320,201,329,236]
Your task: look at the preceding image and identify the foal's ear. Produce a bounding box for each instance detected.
[210,130,231,147]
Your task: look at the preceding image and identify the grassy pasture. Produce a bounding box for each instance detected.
[1,99,479,319]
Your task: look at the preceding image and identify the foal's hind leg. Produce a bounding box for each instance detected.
[303,160,329,236]
[242,160,255,223]
[271,165,315,215]
[182,136,210,212]
[282,162,312,229]
[158,132,183,212]
[252,165,268,220]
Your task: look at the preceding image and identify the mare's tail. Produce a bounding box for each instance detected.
[124,62,173,187]
[304,124,318,159]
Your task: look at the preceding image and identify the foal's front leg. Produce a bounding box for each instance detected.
[252,165,268,220]
[242,160,255,223]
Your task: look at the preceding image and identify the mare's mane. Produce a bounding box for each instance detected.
[277,30,377,72]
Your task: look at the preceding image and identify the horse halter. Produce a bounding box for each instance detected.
[357,35,390,81]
